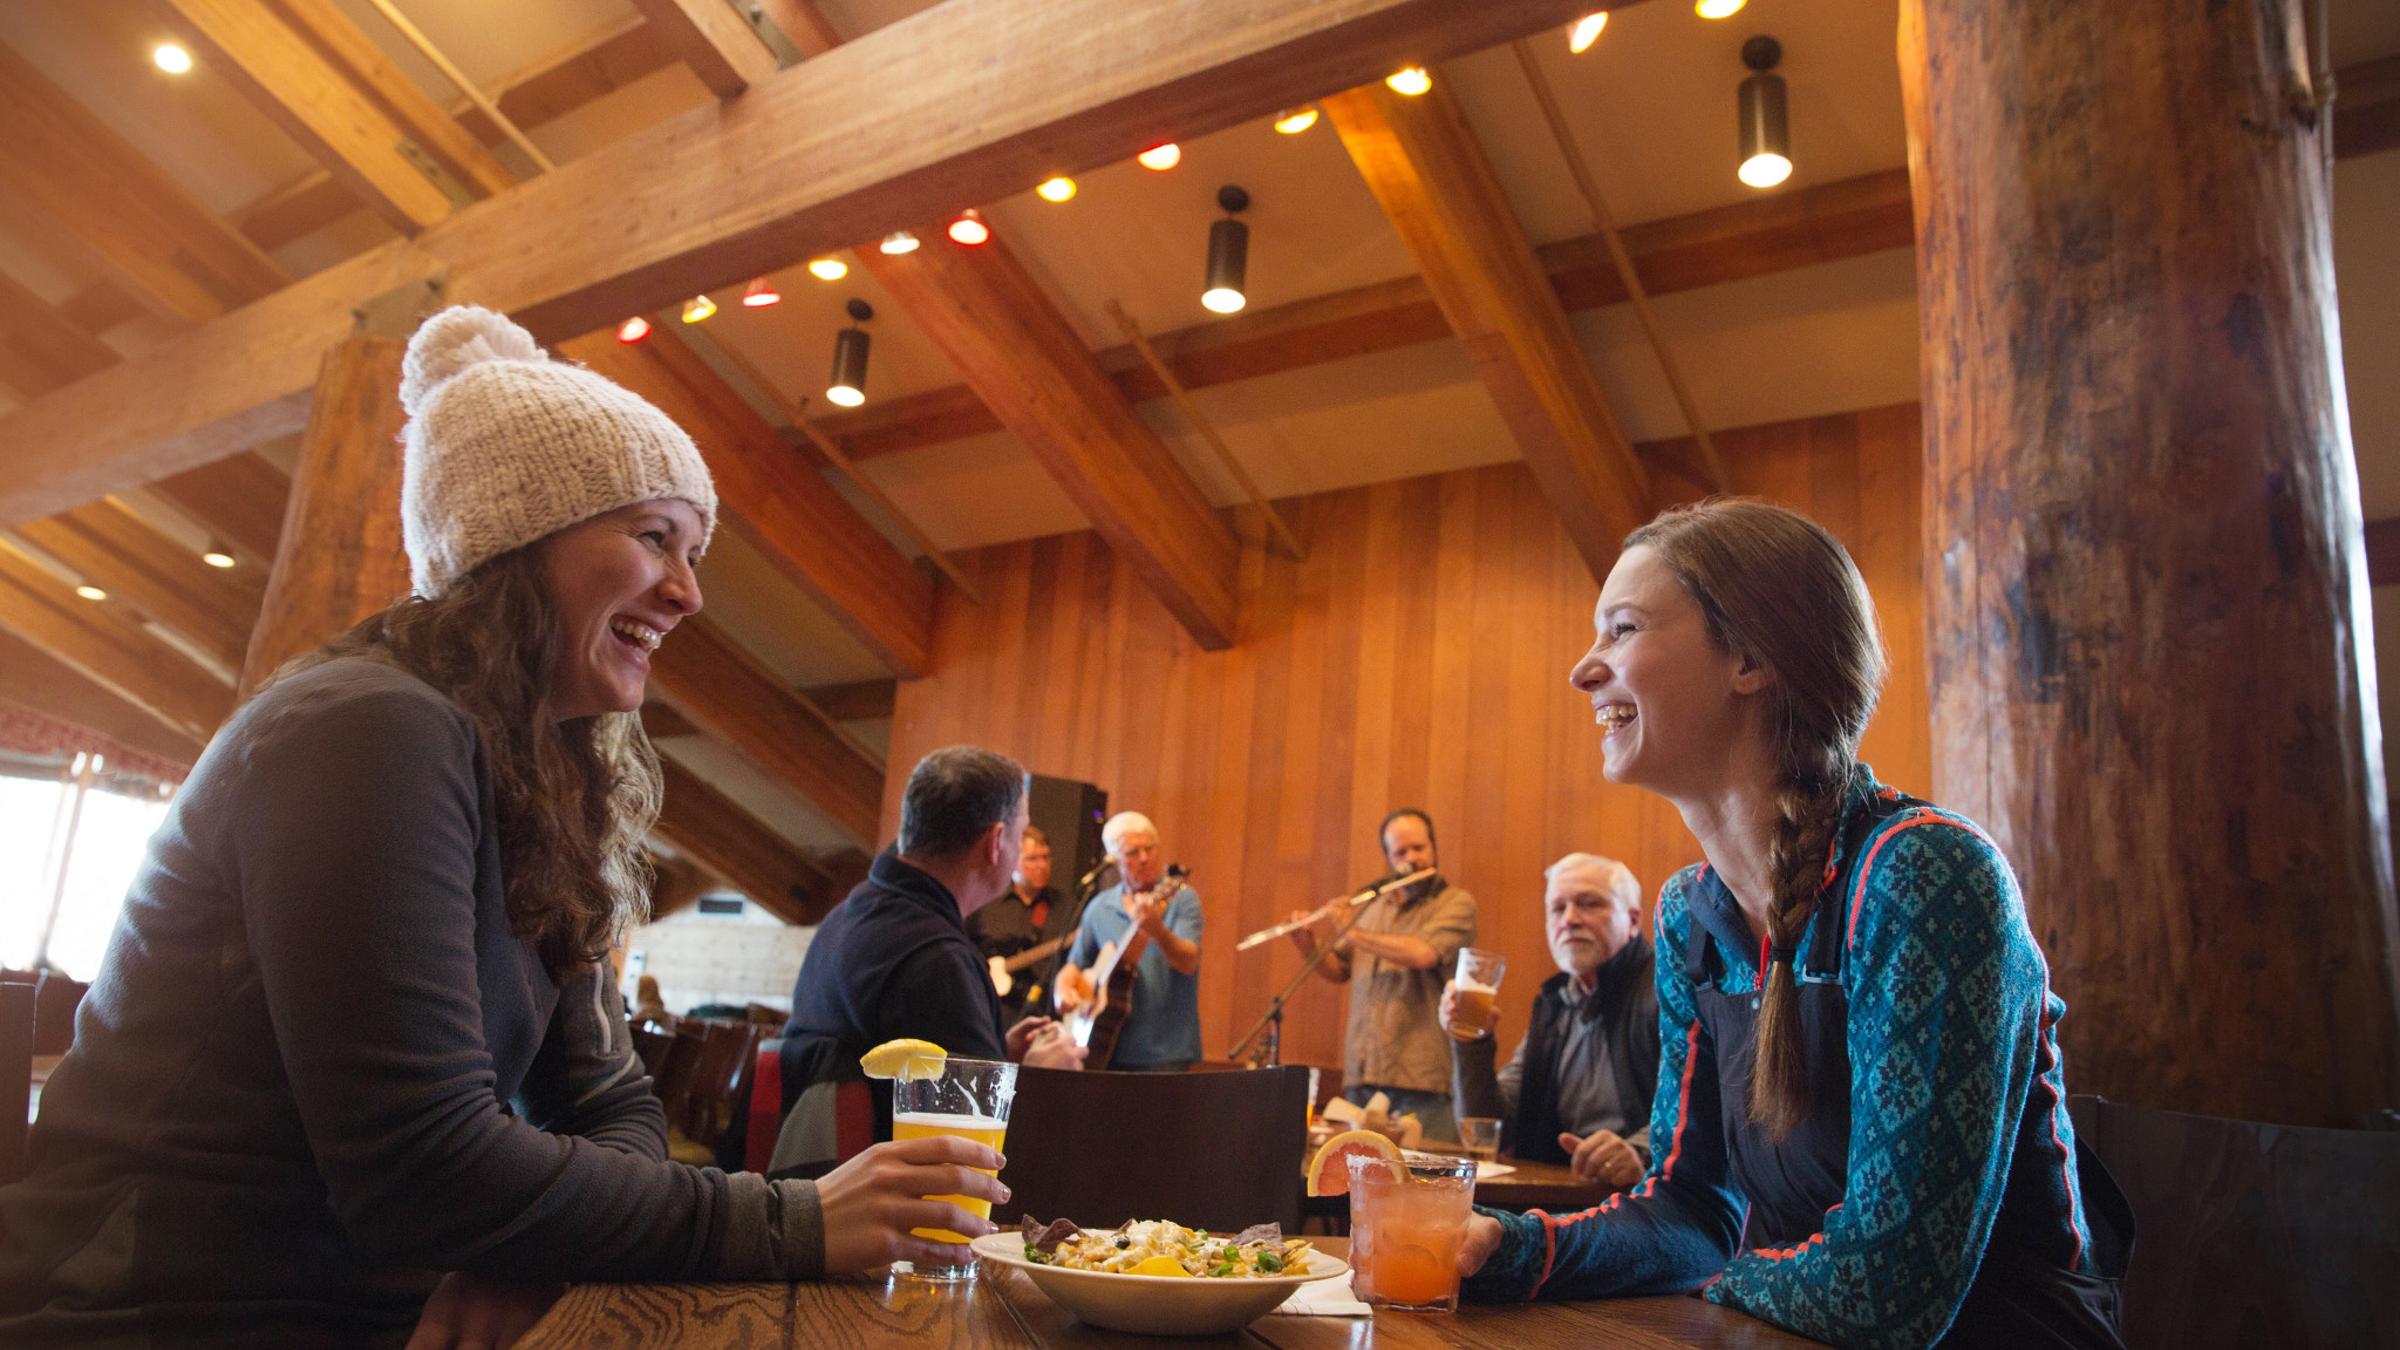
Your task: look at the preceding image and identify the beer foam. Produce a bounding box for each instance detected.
[893,1112,1006,1131]
[1454,978,1499,995]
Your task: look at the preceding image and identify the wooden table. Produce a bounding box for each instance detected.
[1302,1136,1614,1216]
[518,1238,1822,1349]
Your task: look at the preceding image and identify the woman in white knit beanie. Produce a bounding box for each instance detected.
[0,308,1001,1347]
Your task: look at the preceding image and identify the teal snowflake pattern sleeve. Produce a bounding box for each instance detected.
[1704,814,2048,1349]
[1463,868,1745,1303]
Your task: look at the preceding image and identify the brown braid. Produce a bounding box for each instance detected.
[1622,499,1885,1139]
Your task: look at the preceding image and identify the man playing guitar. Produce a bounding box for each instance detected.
[1054,812,1203,1071]
[966,824,1070,1022]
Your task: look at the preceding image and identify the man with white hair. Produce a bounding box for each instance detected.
[1446,852,1659,1188]
[1055,811,1204,1071]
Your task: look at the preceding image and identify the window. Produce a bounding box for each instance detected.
[1,760,173,980]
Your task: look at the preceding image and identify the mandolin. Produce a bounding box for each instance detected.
[1059,866,1187,1069]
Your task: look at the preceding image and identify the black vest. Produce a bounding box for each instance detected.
[1514,939,1659,1167]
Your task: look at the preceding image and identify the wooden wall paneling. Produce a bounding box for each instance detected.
[0,0,1616,524]
[559,330,936,677]
[15,500,261,671]
[0,45,289,324]
[652,754,834,924]
[632,0,778,99]
[1325,79,1648,582]
[0,543,233,742]
[645,617,885,850]
[885,409,1929,1073]
[239,337,412,695]
[166,0,462,234]
[0,628,207,770]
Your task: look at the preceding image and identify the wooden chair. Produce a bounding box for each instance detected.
[2,974,35,1185]
[679,1018,763,1143]
[995,1064,1309,1233]
[2069,1094,2400,1349]
[630,1023,673,1077]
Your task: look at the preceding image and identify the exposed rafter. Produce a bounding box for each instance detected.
[653,754,838,924]
[0,541,233,742]
[0,0,1618,524]
[634,0,777,99]
[15,500,262,672]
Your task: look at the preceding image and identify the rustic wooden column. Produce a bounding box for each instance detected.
[237,335,410,696]
[1901,0,2400,1125]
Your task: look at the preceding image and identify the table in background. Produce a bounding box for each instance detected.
[518,1237,1822,1349]
[1301,1137,1613,1220]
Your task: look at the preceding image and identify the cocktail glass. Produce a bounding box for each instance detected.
[1446,948,1505,1041]
[1347,1152,1476,1312]
[890,1056,1016,1281]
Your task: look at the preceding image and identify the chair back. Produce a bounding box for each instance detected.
[996,1065,1308,1233]
[680,1018,763,1142]
[2070,1094,2400,1350]
[2,974,34,1184]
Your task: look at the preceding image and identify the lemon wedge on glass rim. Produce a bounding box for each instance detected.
[859,1038,947,1081]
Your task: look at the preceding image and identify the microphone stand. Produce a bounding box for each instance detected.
[1229,873,1429,1068]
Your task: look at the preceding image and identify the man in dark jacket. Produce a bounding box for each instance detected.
[761,747,1083,1176]
[1448,853,1659,1188]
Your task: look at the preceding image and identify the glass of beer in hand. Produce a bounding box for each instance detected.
[1446,948,1505,1041]
[891,1057,1017,1281]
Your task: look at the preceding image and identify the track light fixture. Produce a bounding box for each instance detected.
[948,209,990,245]
[808,257,848,281]
[742,277,781,307]
[1037,176,1078,202]
[681,294,717,324]
[1201,185,1250,315]
[1696,0,1745,17]
[825,299,873,408]
[1273,107,1319,135]
[75,584,108,602]
[1137,143,1181,171]
[880,230,920,255]
[1569,13,1608,53]
[1385,67,1432,96]
[201,542,236,569]
[153,43,192,74]
[1736,36,1792,189]
[616,315,652,343]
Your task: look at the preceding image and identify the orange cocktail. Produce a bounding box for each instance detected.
[1347,1153,1476,1312]
[891,1057,1017,1280]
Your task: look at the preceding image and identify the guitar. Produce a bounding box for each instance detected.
[1059,867,1187,1069]
[988,936,1068,999]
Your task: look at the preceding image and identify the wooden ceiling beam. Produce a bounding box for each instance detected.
[558,329,937,676]
[0,271,118,399]
[0,628,207,771]
[0,542,234,742]
[1334,80,1650,574]
[802,678,895,721]
[269,0,519,197]
[653,754,836,924]
[633,0,777,99]
[164,0,464,234]
[752,0,845,58]
[816,167,1916,461]
[151,453,294,571]
[645,616,886,850]
[867,233,1242,648]
[15,500,261,672]
[0,0,1612,525]
[0,44,287,324]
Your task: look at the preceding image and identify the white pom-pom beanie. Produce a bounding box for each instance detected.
[398,305,717,598]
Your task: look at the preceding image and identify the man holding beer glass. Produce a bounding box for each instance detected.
[1289,809,1475,1143]
[1443,853,1658,1186]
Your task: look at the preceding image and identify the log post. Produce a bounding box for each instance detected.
[237,336,410,696]
[1901,0,2400,1125]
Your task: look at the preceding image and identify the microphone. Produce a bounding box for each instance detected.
[1074,858,1117,894]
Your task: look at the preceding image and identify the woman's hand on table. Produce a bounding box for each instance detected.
[404,1270,563,1350]
[816,1135,1009,1277]
[1458,1213,1503,1279]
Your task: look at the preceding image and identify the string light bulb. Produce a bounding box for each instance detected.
[1385,67,1432,96]
[616,315,652,343]
[152,42,192,74]
[1569,13,1608,53]
[825,299,874,408]
[1696,0,1745,17]
[742,277,781,307]
[879,230,920,255]
[1273,107,1319,135]
[947,209,990,245]
[1736,36,1792,189]
[680,294,716,324]
[1137,143,1181,171]
[808,257,848,281]
[1201,185,1251,315]
[201,543,236,569]
[1036,176,1078,202]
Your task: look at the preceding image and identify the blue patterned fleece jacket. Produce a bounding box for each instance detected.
[1462,770,2101,1349]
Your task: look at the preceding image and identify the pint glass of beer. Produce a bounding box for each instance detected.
[891,1057,1017,1281]
[1446,948,1505,1041]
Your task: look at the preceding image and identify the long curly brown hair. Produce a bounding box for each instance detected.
[278,546,659,976]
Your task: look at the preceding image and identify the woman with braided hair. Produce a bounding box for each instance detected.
[1456,499,2129,1349]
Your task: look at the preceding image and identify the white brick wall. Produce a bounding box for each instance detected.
[623,897,814,1015]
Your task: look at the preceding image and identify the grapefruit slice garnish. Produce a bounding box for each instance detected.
[1305,1127,1404,1197]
